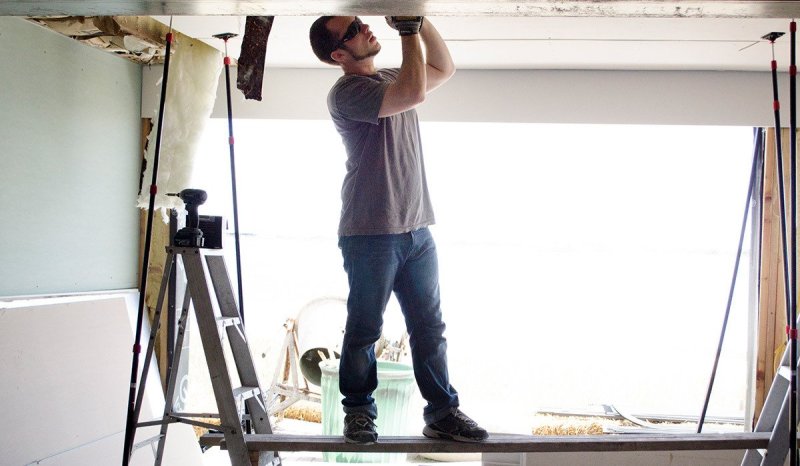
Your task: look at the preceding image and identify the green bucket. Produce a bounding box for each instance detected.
[320,359,416,463]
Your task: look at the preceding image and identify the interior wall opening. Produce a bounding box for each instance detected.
[183,119,755,434]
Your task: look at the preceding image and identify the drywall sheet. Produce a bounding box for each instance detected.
[0,16,140,296]
[0,293,202,465]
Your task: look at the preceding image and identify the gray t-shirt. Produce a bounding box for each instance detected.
[328,68,435,236]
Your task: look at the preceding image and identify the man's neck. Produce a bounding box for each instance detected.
[342,60,377,76]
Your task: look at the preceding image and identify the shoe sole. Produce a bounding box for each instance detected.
[422,426,488,443]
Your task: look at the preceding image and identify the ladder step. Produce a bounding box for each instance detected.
[233,386,261,401]
[217,316,242,327]
[777,365,792,380]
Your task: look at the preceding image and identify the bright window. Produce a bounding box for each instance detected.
[189,119,755,432]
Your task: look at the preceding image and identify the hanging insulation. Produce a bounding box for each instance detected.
[137,35,223,214]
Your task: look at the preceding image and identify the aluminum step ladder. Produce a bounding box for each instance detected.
[136,246,280,466]
[742,335,797,465]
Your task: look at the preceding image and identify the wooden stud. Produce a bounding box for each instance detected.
[755,128,792,425]
[138,117,171,389]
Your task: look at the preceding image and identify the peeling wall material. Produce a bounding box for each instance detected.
[236,16,275,101]
[26,16,169,64]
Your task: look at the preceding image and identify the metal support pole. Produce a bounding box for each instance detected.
[122,26,174,466]
[213,31,251,434]
[765,33,793,331]
[213,32,246,325]
[789,19,798,466]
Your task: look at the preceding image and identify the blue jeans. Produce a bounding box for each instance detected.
[338,227,459,425]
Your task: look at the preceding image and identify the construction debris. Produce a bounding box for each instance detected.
[26,16,174,64]
[532,414,631,435]
[236,16,274,100]
[190,417,221,439]
[283,402,322,424]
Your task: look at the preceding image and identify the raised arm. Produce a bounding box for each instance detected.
[378,32,426,118]
[420,19,455,92]
[379,17,454,117]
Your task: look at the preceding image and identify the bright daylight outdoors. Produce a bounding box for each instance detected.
[184,119,755,439]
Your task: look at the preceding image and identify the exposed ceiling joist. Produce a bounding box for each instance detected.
[3,1,800,18]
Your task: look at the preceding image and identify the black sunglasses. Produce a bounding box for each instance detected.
[334,17,362,50]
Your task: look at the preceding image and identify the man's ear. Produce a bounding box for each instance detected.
[330,49,347,64]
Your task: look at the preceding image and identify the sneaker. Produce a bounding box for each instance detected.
[343,413,378,444]
[423,408,489,442]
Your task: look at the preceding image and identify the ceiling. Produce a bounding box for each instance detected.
[5,1,800,71]
[151,15,798,71]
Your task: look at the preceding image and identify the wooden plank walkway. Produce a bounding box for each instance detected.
[200,432,771,454]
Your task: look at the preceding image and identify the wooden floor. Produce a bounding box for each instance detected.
[199,432,771,454]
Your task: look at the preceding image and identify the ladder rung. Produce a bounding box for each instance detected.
[216,316,241,327]
[171,412,220,419]
[167,415,227,431]
[132,434,163,452]
[137,418,176,428]
[777,365,792,380]
[233,386,261,401]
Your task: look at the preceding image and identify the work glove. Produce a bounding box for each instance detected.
[385,16,424,36]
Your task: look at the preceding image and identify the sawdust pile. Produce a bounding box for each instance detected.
[283,404,322,423]
[531,415,631,435]
[190,417,221,438]
[533,421,605,435]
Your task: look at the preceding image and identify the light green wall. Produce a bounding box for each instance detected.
[0,17,141,296]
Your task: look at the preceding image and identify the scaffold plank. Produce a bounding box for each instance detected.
[200,432,771,453]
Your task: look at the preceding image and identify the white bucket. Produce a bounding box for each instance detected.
[295,297,347,386]
[320,359,416,463]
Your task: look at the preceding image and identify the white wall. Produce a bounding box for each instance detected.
[0,16,141,297]
[144,66,787,126]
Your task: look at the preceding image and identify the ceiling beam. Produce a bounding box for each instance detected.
[3,1,800,18]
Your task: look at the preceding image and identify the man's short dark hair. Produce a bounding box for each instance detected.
[310,16,339,66]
